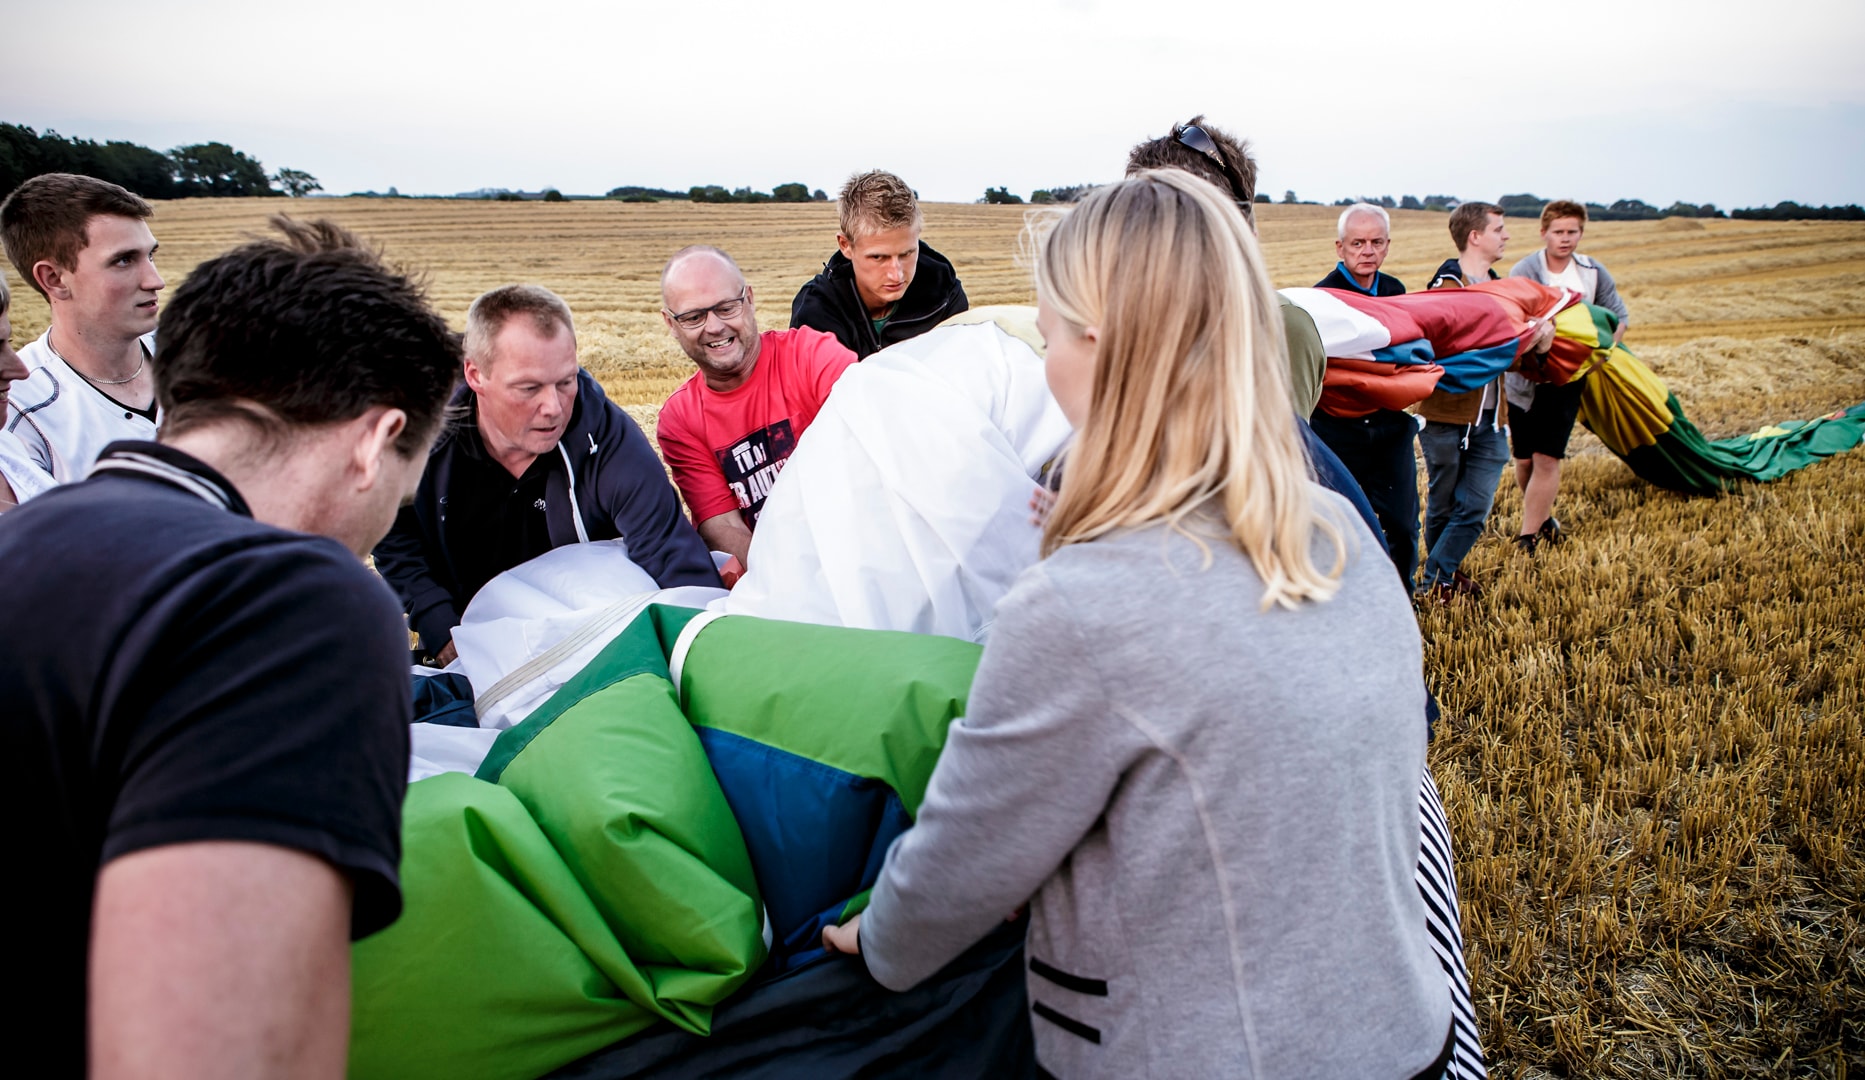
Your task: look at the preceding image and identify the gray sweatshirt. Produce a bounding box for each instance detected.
[862,492,1451,1078]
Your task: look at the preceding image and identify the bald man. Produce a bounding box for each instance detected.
[657,246,859,566]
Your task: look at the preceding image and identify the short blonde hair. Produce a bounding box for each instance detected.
[1032,170,1345,610]
[837,170,920,240]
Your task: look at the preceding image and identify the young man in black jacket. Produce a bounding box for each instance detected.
[789,170,968,358]
[375,284,720,664]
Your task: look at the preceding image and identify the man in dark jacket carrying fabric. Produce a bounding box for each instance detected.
[1311,202,1419,585]
[789,170,968,358]
[375,284,719,663]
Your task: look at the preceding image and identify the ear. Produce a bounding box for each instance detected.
[32,260,70,302]
[743,282,755,306]
[351,407,408,492]
[835,233,855,260]
[462,355,488,395]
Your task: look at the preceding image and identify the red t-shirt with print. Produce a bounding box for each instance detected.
[658,327,858,527]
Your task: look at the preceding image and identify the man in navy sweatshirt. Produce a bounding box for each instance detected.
[375,284,720,664]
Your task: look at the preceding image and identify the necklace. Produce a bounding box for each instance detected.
[48,336,146,386]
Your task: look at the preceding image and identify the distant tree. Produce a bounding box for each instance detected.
[1421,194,1458,211]
[1498,193,1546,218]
[982,186,1022,204]
[273,167,322,198]
[1732,201,1865,221]
[689,185,732,203]
[606,185,687,200]
[542,188,566,202]
[1331,197,1355,207]
[772,182,811,203]
[170,142,277,197]
[731,186,773,203]
[496,191,524,202]
[1030,190,1056,204]
[1253,193,1270,204]
[811,189,828,201]
[1282,190,1298,204]
[1400,194,1424,210]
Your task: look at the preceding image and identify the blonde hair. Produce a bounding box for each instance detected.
[838,170,920,240]
[1032,170,1345,610]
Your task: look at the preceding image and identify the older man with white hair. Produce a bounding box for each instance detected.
[1318,203,1407,297]
[1311,202,1417,583]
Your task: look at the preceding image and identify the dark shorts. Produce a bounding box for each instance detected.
[1508,376,1587,460]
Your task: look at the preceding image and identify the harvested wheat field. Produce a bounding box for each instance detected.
[8,198,1859,1076]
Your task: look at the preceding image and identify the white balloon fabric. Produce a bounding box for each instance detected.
[450,537,727,731]
[721,317,1072,643]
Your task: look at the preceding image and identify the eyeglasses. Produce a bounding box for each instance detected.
[666,289,748,330]
[1173,122,1250,208]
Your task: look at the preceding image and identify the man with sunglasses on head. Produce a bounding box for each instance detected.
[1126,118,1327,418]
[1123,118,1380,545]
[375,284,719,665]
[659,246,859,569]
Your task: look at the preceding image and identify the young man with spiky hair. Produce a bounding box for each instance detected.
[1,173,165,479]
[1505,199,1629,550]
[0,216,461,1074]
[789,170,968,359]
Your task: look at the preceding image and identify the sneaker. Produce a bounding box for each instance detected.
[1536,517,1565,546]
[1513,533,1540,555]
[1418,572,1483,605]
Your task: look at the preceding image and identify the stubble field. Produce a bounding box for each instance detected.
[8,197,1860,1077]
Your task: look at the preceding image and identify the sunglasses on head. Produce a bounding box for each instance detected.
[1172,122,1251,208]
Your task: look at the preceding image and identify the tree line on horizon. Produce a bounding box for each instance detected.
[988,184,1863,222]
[1,124,320,200]
[6,123,1859,222]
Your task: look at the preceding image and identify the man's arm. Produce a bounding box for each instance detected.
[371,502,459,656]
[598,406,722,588]
[1592,262,1630,343]
[697,510,753,567]
[90,842,353,1080]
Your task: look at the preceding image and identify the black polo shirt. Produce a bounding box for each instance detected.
[0,441,411,1071]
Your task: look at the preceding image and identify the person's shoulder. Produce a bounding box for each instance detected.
[1378,271,1407,294]
[1508,252,1541,278]
[1427,258,1466,288]
[1279,298,1321,338]
[777,324,857,360]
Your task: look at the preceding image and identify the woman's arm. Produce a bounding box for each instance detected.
[854,563,1145,990]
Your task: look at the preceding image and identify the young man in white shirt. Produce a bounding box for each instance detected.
[1506,200,1630,550]
[1,173,165,480]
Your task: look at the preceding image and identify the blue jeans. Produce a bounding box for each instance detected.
[1309,408,1420,587]
[1418,416,1509,588]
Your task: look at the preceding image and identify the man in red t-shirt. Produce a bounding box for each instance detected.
[659,245,858,567]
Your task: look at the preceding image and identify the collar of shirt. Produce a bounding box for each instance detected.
[87,440,252,517]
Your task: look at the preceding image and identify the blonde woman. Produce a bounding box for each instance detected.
[823,172,1453,1078]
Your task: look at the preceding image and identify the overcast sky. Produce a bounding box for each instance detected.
[7,0,1862,208]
